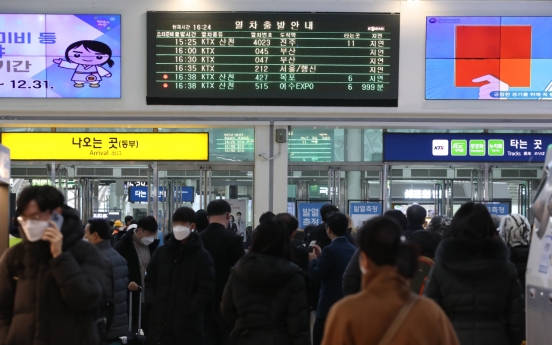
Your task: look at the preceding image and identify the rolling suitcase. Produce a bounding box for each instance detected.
[120,288,147,345]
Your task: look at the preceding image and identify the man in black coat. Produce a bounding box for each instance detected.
[403,204,427,239]
[199,200,245,345]
[0,186,106,345]
[114,216,159,334]
[145,207,215,345]
[303,204,355,250]
[85,218,129,343]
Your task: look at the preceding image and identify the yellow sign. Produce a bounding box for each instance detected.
[1,133,209,161]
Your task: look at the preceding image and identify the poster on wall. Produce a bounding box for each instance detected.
[227,199,247,241]
[349,201,382,228]
[426,17,552,100]
[0,14,121,98]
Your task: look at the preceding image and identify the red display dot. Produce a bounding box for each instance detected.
[163,74,168,79]
[163,83,168,88]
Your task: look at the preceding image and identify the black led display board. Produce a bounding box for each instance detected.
[147,12,400,106]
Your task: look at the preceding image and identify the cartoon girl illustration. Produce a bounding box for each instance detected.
[53,40,114,88]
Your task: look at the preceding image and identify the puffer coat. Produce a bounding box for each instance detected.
[221,252,310,345]
[424,237,525,345]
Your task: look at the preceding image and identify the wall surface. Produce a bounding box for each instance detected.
[1,0,552,126]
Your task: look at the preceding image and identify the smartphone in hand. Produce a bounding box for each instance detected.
[50,213,64,231]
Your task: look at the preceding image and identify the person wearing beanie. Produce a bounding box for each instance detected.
[499,214,531,287]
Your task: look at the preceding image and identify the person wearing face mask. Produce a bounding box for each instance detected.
[84,218,129,344]
[321,217,459,345]
[199,200,245,345]
[145,207,215,345]
[0,186,106,345]
[114,216,159,335]
[308,212,356,345]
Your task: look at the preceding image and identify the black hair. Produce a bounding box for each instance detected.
[88,218,111,240]
[275,213,299,238]
[259,211,275,224]
[408,230,443,258]
[173,207,197,224]
[383,210,408,232]
[65,40,114,68]
[229,215,235,221]
[207,199,231,216]
[195,209,209,232]
[321,204,339,222]
[251,218,292,261]
[108,220,115,227]
[406,205,427,228]
[326,212,349,237]
[125,215,133,224]
[445,202,496,240]
[130,219,138,225]
[357,216,419,279]
[16,186,64,214]
[236,212,242,216]
[137,216,158,234]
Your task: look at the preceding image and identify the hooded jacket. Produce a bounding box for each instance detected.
[0,207,106,345]
[221,252,310,345]
[145,232,215,345]
[424,237,525,345]
[95,240,129,340]
[323,266,460,345]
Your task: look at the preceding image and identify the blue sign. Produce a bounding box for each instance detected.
[349,202,382,228]
[484,203,510,216]
[383,133,552,162]
[350,202,381,216]
[297,202,327,228]
[128,186,195,203]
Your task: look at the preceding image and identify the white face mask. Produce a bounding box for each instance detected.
[141,235,156,246]
[20,219,49,242]
[173,225,191,241]
[359,258,368,275]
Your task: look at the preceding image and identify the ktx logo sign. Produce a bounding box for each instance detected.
[432,140,449,156]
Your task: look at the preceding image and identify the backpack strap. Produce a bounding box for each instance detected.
[377,293,419,345]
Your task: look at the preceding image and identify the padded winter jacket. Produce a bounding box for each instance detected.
[0,207,106,345]
[95,240,129,340]
[145,232,215,345]
[221,252,310,345]
[424,237,525,345]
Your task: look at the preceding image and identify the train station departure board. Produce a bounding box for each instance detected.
[146,12,400,107]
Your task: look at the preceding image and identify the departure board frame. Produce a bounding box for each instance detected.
[146,12,400,107]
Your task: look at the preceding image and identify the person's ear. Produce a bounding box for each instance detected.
[190,223,196,231]
[359,251,372,274]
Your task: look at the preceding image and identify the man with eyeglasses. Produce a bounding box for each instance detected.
[0,186,106,345]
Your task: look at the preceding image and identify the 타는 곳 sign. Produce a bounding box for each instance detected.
[1,133,209,161]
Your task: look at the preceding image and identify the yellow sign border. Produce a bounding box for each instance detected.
[1,132,209,161]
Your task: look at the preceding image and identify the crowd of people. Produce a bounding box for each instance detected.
[0,185,531,345]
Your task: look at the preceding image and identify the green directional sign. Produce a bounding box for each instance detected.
[469,140,486,156]
[488,139,505,156]
[451,140,467,156]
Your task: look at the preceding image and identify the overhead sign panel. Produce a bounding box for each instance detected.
[147,12,400,106]
[384,133,552,163]
[1,133,209,161]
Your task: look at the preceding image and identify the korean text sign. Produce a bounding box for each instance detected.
[383,133,552,163]
[129,186,195,203]
[297,202,327,228]
[1,133,209,161]
[349,202,382,228]
[0,14,121,98]
[484,203,510,217]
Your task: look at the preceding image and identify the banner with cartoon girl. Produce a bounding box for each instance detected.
[0,14,121,98]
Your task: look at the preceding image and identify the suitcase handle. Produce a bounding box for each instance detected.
[128,286,143,333]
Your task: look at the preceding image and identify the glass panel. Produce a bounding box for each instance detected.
[159,128,254,162]
[2,127,51,132]
[364,129,383,162]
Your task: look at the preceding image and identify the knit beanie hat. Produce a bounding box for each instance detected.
[499,214,531,247]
